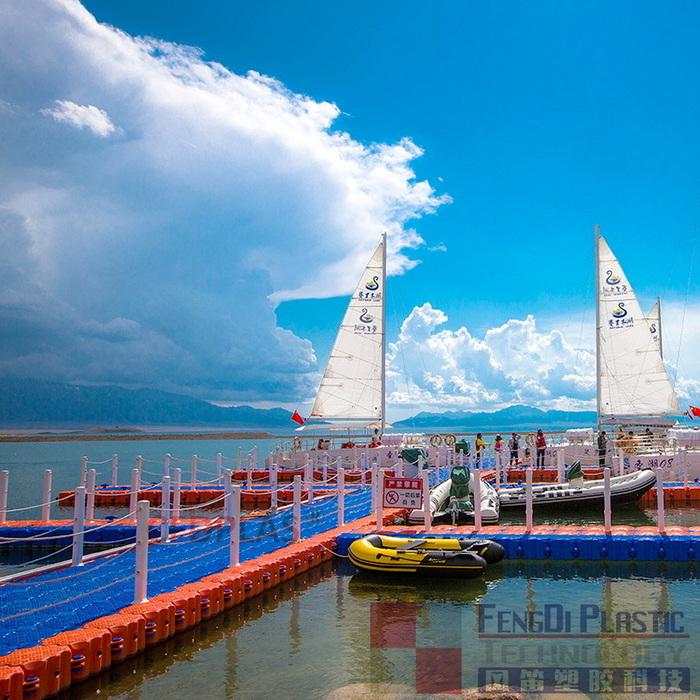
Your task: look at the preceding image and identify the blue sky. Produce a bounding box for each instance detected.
[1,1,699,417]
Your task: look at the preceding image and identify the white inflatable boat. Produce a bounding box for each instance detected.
[498,466,656,509]
[408,466,500,525]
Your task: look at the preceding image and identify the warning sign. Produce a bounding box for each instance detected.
[382,476,424,509]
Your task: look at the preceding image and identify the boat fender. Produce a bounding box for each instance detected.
[429,434,442,447]
[571,545,580,559]
[599,546,608,559]
[628,547,637,559]
[657,547,666,560]
[543,544,552,558]
[688,546,695,560]
[515,544,524,558]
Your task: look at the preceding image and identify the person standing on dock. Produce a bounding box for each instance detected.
[508,432,520,465]
[597,430,607,467]
[535,429,546,467]
[475,433,488,466]
[493,434,506,469]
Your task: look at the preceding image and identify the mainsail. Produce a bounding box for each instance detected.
[309,235,386,424]
[596,232,678,418]
[644,298,662,359]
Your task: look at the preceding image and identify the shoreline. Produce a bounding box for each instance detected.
[0,431,277,443]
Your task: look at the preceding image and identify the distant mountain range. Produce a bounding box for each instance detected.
[394,405,598,430]
[0,378,295,429]
[2,380,680,433]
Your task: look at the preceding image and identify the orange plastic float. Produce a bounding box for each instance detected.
[0,665,23,700]
[41,629,111,681]
[85,613,146,659]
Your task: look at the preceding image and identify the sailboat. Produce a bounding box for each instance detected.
[302,233,388,434]
[595,227,679,428]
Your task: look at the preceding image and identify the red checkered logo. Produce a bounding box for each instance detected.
[370,602,462,694]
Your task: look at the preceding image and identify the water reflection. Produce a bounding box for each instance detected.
[62,559,699,699]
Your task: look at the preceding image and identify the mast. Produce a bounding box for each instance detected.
[380,231,387,437]
[594,224,602,428]
[657,296,664,360]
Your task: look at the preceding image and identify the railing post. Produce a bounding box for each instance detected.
[236,447,242,472]
[681,449,688,488]
[473,467,482,533]
[246,460,253,491]
[603,467,612,534]
[229,484,241,567]
[293,475,302,543]
[86,468,96,521]
[422,469,431,532]
[216,452,223,486]
[304,456,313,502]
[129,467,140,516]
[134,499,150,603]
[135,455,143,472]
[0,470,7,524]
[72,485,86,567]
[160,475,171,543]
[557,447,565,483]
[615,449,624,476]
[41,469,52,523]
[191,454,198,487]
[270,461,278,513]
[525,467,534,532]
[375,469,384,529]
[656,468,665,535]
[111,453,119,487]
[80,456,88,486]
[163,453,171,480]
[370,464,377,511]
[337,466,345,526]
[172,467,182,521]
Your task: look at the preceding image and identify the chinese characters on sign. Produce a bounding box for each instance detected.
[382,477,424,509]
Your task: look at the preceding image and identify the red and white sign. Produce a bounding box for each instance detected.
[382,476,424,509]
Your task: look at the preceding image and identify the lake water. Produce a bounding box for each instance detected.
[61,559,700,699]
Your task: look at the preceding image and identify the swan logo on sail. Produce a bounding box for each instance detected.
[611,303,627,318]
[359,275,382,301]
[606,270,621,285]
[359,308,374,323]
[649,323,657,334]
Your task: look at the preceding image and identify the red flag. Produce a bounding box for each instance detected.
[689,405,700,419]
[291,410,305,425]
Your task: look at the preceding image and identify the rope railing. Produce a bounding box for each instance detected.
[0,570,136,620]
[0,508,137,543]
[0,544,136,587]
[2,492,73,514]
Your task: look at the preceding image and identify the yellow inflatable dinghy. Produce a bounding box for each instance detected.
[348,535,504,578]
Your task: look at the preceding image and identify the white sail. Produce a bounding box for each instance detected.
[597,234,678,417]
[309,236,385,423]
[644,298,662,358]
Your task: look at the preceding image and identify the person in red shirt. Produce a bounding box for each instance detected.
[535,429,546,467]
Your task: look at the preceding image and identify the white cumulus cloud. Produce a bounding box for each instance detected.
[387,303,596,411]
[41,99,116,137]
[0,0,447,401]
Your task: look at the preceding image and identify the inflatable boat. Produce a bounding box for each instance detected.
[498,463,656,509]
[348,534,505,578]
[408,466,499,525]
